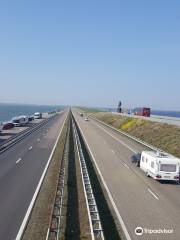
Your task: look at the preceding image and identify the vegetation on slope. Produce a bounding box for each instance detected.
[90,112,180,158]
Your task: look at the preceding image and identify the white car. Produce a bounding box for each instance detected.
[85,117,89,121]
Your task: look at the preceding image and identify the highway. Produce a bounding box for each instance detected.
[0,110,67,240]
[73,110,180,240]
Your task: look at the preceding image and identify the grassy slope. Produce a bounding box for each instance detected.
[90,112,180,158]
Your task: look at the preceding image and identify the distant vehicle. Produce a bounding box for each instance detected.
[140,151,180,182]
[2,122,14,130]
[28,116,34,121]
[134,107,151,117]
[85,117,89,121]
[131,153,141,167]
[34,112,42,119]
[12,116,29,127]
[80,113,83,117]
[0,122,3,132]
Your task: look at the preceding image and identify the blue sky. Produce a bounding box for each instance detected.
[0,0,180,110]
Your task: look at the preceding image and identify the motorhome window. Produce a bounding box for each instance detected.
[142,156,144,162]
[151,161,154,168]
[160,164,176,172]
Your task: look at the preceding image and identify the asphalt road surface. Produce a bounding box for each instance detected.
[73,110,180,240]
[0,110,67,240]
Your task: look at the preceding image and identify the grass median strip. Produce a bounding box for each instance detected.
[23,112,92,240]
[60,117,91,240]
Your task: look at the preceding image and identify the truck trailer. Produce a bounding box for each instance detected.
[140,151,180,182]
[134,107,151,117]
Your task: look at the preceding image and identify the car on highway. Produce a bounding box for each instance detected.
[28,116,34,121]
[0,122,3,133]
[131,153,141,167]
[85,117,89,121]
[2,122,14,130]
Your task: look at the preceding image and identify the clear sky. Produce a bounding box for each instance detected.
[0,0,180,110]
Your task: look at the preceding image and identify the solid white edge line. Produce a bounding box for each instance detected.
[147,188,159,200]
[16,158,22,164]
[72,112,132,240]
[15,112,68,240]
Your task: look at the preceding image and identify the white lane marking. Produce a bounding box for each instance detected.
[16,112,68,240]
[93,122,137,154]
[29,146,33,150]
[147,188,159,200]
[123,163,129,169]
[91,114,160,200]
[16,158,22,164]
[74,114,132,240]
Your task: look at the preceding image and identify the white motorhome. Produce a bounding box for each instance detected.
[12,116,29,126]
[140,151,180,182]
[34,112,42,119]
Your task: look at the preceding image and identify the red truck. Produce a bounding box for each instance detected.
[134,107,151,117]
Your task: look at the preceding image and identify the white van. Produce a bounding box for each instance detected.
[140,151,180,182]
[34,112,42,119]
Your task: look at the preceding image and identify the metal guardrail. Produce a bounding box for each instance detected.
[0,114,58,154]
[73,119,104,240]
[0,123,36,146]
[46,120,69,240]
[89,115,167,154]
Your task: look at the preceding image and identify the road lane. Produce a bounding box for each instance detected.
[73,110,180,240]
[0,110,68,240]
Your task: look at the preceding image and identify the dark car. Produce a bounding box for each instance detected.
[2,122,14,130]
[131,153,141,167]
[28,116,34,121]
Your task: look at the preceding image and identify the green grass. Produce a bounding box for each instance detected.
[92,112,180,158]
